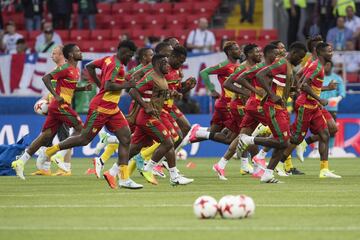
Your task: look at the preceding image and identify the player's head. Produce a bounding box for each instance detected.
[152,54,170,75]
[155,42,173,57]
[63,43,82,61]
[163,37,180,48]
[307,35,323,53]
[51,45,64,64]
[244,43,262,63]
[117,40,137,65]
[324,60,333,75]
[288,41,307,66]
[137,47,154,65]
[168,45,187,69]
[270,40,286,57]
[263,44,279,63]
[316,42,333,62]
[223,41,241,60]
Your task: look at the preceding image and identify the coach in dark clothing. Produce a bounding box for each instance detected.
[22,0,43,31]
[78,0,98,30]
[314,0,336,40]
[47,0,73,29]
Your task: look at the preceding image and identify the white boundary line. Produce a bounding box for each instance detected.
[0,226,359,232]
[0,204,360,208]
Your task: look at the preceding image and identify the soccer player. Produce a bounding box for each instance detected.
[45,40,144,189]
[163,37,180,48]
[278,43,341,178]
[127,54,193,185]
[238,42,307,183]
[12,44,84,180]
[270,40,287,57]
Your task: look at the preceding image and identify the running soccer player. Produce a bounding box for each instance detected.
[127,54,193,185]
[238,42,307,183]
[45,40,143,189]
[12,44,84,180]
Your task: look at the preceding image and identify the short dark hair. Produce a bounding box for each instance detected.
[118,40,137,52]
[270,40,282,46]
[243,44,258,57]
[155,42,171,54]
[289,41,307,53]
[163,37,177,43]
[325,59,333,67]
[172,45,187,58]
[263,44,278,57]
[137,47,152,60]
[16,38,26,45]
[307,35,323,52]
[63,43,77,59]
[152,54,167,66]
[316,42,330,56]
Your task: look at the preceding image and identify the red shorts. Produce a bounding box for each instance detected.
[42,102,82,135]
[263,103,290,143]
[82,109,129,139]
[291,104,327,143]
[161,111,179,140]
[169,105,184,120]
[322,108,334,121]
[224,100,245,134]
[240,99,268,130]
[131,109,171,146]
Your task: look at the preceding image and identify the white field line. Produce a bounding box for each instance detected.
[0,226,360,232]
[1,204,360,208]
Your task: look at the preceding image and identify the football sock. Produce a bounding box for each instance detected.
[100,144,118,163]
[109,163,119,176]
[320,160,329,170]
[19,150,31,164]
[196,129,210,139]
[217,157,228,169]
[169,167,179,179]
[119,165,129,180]
[128,159,137,175]
[284,155,293,172]
[140,143,160,161]
[241,157,249,168]
[45,144,60,157]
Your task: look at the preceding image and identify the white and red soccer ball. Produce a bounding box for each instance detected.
[176,149,188,161]
[33,99,49,115]
[194,194,255,219]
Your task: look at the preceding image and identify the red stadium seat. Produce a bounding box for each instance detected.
[97,3,111,14]
[258,29,278,41]
[151,3,172,14]
[144,15,166,30]
[103,40,118,52]
[212,29,236,41]
[80,41,104,52]
[186,15,211,29]
[90,29,111,41]
[253,40,268,49]
[346,72,359,83]
[56,30,69,41]
[237,30,257,41]
[152,29,173,39]
[130,29,153,42]
[165,15,187,29]
[132,3,151,14]
[17,30,28,39]
[172,29,190,44]
[173,3,192,15]
[122,14,145,29]
[193,2,219,15]
[70,30,90,41]
[3,13,25,30]
[28,31,41,40]
[112,3,133,14]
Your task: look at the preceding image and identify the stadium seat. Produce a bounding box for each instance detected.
[112,2,133,14]
[212,29,236,41]
[253,40,269,48]
[151,3,172,14]
[132,3,151,14]
[165,15,187,29]
[346,72,359,83]
[258,29,278,41]
[90,30,111,41]
[70,30,90,41]
[172,29,190,45]
[237,30,257,41]
[80,41,104,52]
[173,3,192,15]
[103,40,118,52]
[193,2,219,15]
[111,29,124,41]
[97,3,111,14]
[28,31,41,40]
[186,15,210,29]
[152,29,173,39]
[144,15,166,30]
[122,14,145,30]
[130,29,153,42]
[3,13,25,30]
[56,30,69,41]
[18,30,28,39]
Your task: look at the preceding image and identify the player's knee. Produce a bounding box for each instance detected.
[329,126,338,136]
[163,138,174,150]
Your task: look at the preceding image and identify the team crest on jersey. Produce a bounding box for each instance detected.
[283,131,288,137]
[163,130,168,136]
[92,128,98,133]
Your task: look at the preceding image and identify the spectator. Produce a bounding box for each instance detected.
[344,5,360,46]
[47,0,73,29]
[333,0,356,17]
[284,0,307,46]
[186,18,215,54]
[1,21,23,54]
[16,38,32,54]
[78,0,97,30]
[326,17,353,50]
[240,0,255,24]
[314,0,336,40]
[35,22,62,53]
[21,0,44,31]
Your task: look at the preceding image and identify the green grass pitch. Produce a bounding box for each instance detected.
[1,157,360,240]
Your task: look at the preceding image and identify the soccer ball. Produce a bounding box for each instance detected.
[218,195,246,219]
[176,149,188,161]
[193,195,218,219]
[33,99,49,115]
[239,195,255,218]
